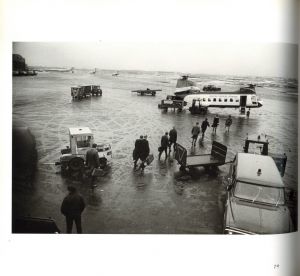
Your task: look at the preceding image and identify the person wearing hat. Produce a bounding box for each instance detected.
[61,186,85,233]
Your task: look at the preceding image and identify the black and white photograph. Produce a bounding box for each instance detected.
[12,41,298,235]
[1,0,299,275]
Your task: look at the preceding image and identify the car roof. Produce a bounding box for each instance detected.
[69,127,92,136]
[236,153,284,187]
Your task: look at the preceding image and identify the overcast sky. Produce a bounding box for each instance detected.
[13,42,297,78]
[9,0,299,78]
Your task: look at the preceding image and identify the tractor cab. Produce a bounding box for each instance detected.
[243,134,287,177]
[69,127,94,155]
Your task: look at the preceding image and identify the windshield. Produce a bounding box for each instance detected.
[234,181,285,205]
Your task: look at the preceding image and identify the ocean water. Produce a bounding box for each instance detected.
[12,69,298,233]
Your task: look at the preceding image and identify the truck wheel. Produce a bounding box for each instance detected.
[68,157,84,172]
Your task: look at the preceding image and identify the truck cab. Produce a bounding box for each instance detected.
[58,127,112,174]
[223,153,293,234]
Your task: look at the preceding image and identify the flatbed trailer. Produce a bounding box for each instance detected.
[174,141,227,171]
[158,95,186,111]
[131,88,162,96]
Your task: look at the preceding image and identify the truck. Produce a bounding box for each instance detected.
[71,85,102,100]
[56,127,112,175]
[158,95,187,112]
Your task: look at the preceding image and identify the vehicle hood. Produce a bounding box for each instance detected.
[226,198,291,234]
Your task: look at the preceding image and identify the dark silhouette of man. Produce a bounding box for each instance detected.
[201,118,210,140]
[133,135,144,169]
[168,126,177,154]
[85,143,100,187]
[191,122,200,146]
[61,186,85,233]
[159,132,169,160]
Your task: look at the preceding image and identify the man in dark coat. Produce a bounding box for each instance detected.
[168,126,177,154]
[212,115,219,134]
[138,135,150,170]
[159,132,169,160]
[201,118,210,140]
[85,143,100,187]
[133,135,144,169]
[61,186,85,233]
[191,122,200,147]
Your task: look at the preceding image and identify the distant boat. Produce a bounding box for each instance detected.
[112,71,119,76]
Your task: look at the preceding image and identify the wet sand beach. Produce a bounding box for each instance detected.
[12,70,298,233]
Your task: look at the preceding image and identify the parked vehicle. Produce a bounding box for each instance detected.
[158,95,187,112]
[71,85,102,99]
[223,153,293,234]
[56,127,112,175]
[203,84,221,91]
[132,88,162,96]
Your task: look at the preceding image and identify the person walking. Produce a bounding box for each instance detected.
[212,115,219,134]
[201,118,210,140]
[168,126,177,154]
[85,143,100,188]
[61,186,85,234]
[191,122,200,146]
[139,135,150,171]
[158,132,169,160]
[225,115,233,132]
[133,135,144,169]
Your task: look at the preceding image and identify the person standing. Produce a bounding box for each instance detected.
[212,115,219,134]
[201,118,210,140]
[158,132,169,160]
[61,186,85,234]
[191,122,200,146]
[85,143,100,187]
[225,115,233,132]
[168,126,177,154]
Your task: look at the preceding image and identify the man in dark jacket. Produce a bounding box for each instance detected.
[85,143,100,187]
[201,118,210,140]
[168,126,177,154]
[191,122,200,147]
[159,132,169,160]
[61,186,85,233]
[133,135,144,169]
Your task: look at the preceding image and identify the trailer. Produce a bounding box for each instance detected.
[158,95,187,111]
[174,141,227,172]
[131,88,162,96]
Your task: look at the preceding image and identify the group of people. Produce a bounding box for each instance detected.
[191,115,233,146]
[133,135,150,171]
[158,126,178,160]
